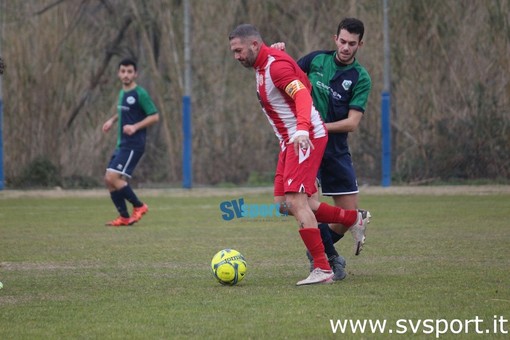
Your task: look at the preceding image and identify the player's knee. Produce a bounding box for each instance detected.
[104,172,116,188]
[278,201,291,215]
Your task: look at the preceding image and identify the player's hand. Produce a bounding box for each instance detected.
[102,119,113,133]
[270,42,286,51]
[291,135,314,156]
[123,124,137,136]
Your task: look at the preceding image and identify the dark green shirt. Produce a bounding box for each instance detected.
[298,50,371,153]
[116,86,158,150]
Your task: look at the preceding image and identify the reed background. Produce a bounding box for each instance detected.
[1,0,509,188]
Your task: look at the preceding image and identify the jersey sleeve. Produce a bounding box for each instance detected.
[270,60,312,132]
[137,87,158,115]
[297,50,333,74]
[350,69,372,113]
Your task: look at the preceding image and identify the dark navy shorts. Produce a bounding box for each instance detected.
[106,147,144,178]
[317,152,359,196]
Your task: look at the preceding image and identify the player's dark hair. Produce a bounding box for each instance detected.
[229,24,262,41]
[119,58,137,71]
[337,18,364,41]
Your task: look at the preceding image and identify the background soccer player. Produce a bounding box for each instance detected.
[102,58,159,226]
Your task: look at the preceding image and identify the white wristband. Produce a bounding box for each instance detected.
[289,130,309,142]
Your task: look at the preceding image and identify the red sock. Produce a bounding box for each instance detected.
[314,202,357,227]
[299,228,331,271]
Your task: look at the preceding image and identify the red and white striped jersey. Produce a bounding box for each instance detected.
[253,44,326,149]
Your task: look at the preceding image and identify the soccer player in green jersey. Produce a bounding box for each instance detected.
[273,18,372,280]
[102,59,160,226]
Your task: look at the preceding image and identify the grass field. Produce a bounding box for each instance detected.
[1,187,509,339]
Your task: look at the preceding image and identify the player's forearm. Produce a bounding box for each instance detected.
[108,115,118,124]
[325,110,363,133]
[293,89,312,132]
[134,113,160,130]
[325,120,358,133]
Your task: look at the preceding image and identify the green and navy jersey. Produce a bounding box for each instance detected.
[116,86,158,150]
[298,50,371,153]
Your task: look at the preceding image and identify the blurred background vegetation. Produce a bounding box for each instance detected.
[1,0,509,188]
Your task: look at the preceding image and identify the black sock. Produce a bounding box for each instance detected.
[330,229,345,244]
[110,190,129,218]
[318,223,339,258]
[119,185,143,207]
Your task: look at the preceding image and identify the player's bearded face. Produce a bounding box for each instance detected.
[240,48,256,68]
[230,38,257,68]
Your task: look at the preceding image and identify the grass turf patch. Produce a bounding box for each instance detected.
[0,191,509,339]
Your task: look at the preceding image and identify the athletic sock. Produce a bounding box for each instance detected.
[110,190,129,218]
[330,229,345,244]
[119,185,143,208]
[318,223,339,258]
[299,228,331,271]
[314,202,357,227]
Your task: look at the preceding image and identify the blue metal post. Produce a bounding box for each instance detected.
[0,99,4,190]
[381,91,391,187]
[182,95,192,189]
[182,0,192,189]
[381,0,391,187]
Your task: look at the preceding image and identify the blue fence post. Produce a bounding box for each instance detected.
[182,95,192,189]
[381,91,391,187]
[0,99,4,190]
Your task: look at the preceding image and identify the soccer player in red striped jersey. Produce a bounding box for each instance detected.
[272,18,372,280]
[229,24,371,286]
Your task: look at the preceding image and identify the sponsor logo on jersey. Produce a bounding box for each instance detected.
[342,80,352,91]
[126,96,136,105]
[316,80,342,100]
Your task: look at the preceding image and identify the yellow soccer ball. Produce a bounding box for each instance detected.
[211,249,247,285]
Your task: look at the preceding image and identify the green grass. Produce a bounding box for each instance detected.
[1,190,509,339]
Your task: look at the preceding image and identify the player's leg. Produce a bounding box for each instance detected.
[328,193,358,239]
[320,152,370,255]
[104,149,130,226]
[104,170,132,226]
[104,148,146,226]
[275,144,335,269]
[279,138,333,285]
[304,184,346,279]
[307,197,369,255]
[286,192,334,286]
[116,148,148,223]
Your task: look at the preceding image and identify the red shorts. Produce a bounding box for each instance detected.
[274,136,327,197]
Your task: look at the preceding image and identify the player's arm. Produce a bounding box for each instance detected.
[269,43,327,76]
[102,114,118,133]
[325,109,363,133]
[289,86,315,154]
[327,73,371,133]
[123,89,160,135]
[123,113,159,136]
[270,60,314,152]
